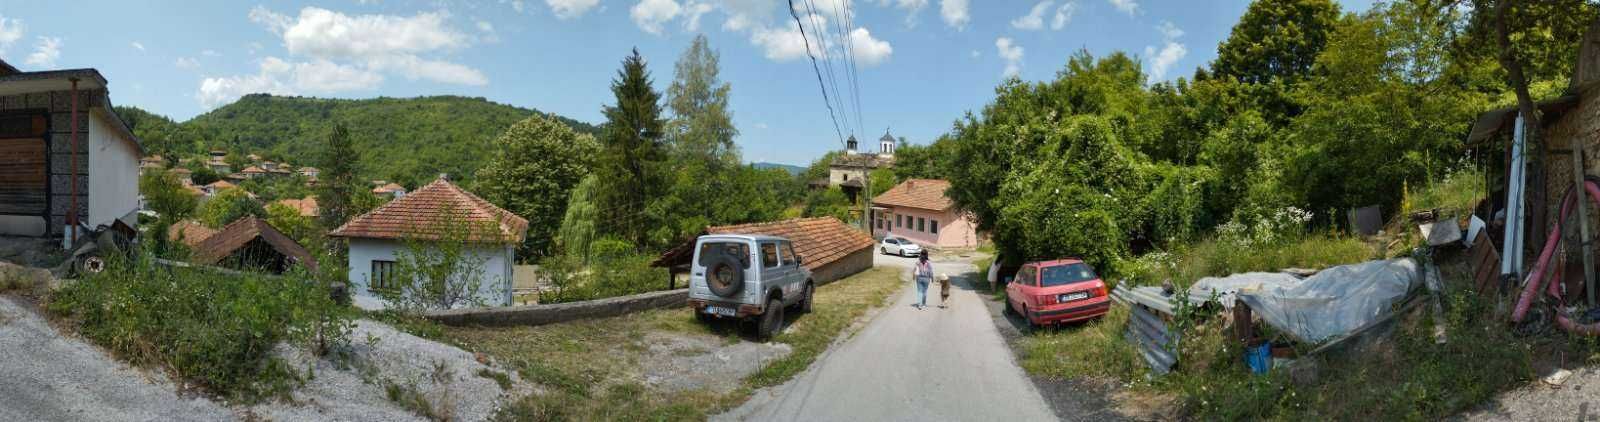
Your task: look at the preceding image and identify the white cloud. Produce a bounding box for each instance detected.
[293,59,385,91]
[196,56,385,109]
[477,20,494,32]
[847,27,892,66]
[886,0,928,27]
[1144,21,1185,80]
[1051,2,1075,30]
[720,0,773,32]
[1011,1,1051,30]
[24,36,60,68]
[1107,0,1137,15]
[0,15,23,51]
[175,57,200,69]
[202,49,220,57]
[632,0,682,35]
[755,122,768,129]
[996,36,1022,78]
[969,49,980,58]
[749,20,810,61]
[546,0,601,19]
[366,55,488,86]
[131,41,145,51]
[684,1,716,31]
[940,0,969,29]
[269,7,469,60]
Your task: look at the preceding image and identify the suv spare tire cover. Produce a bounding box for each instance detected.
[705,252,745,297]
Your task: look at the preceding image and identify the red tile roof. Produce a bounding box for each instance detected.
[241,166,267,174]
[372,183,405,194]
[205,180,236,190]
[272,196,319,217]
[653,217,874,271]
[167,219,217,248]
[872,179,954,212]
[331,177,528,243]
[191,217,316,271]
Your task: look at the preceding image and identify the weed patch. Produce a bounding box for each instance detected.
[476,368,513,390]
[48,252,351,402]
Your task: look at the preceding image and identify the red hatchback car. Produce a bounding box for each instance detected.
[1004,259,1110,327]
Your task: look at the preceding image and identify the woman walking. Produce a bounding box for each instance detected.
[914,251,933,309]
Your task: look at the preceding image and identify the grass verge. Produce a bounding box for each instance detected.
[445,266,903,420]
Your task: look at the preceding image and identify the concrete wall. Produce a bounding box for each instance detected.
[87,109,138,228]
[425,288,689,327]
[812,246,873,285]
[0,88,126,237]
[346,238,514,308]
[873,206,978,249]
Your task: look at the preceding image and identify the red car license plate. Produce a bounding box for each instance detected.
[1060,292,1089,302]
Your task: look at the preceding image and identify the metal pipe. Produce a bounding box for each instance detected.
[1503,114,1528,279]
[68,78,80,245]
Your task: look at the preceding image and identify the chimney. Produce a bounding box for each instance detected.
[439,173,451,181]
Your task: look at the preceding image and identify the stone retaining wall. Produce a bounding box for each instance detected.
[424,288,689,327]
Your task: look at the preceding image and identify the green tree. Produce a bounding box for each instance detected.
[1213,0,1343,85]
[474,114,602,259]
[266,202,319,247]
[317,124,360,231]
[558,175,601,264]
[891,137,955,181]
[139,169,199,255]
[595,49,670,247]
[666,35,739,167]
[189,166,222,186]
[198,187,265,228]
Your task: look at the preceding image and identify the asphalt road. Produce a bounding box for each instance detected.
[716,252,1058,421]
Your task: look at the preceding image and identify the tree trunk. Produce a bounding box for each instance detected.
[1495,0,1547,259]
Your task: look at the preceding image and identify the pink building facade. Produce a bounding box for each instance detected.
[871,179,980,249]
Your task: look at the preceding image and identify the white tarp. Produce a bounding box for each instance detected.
[1188,272,1303,308]
[1235,258,1419,344]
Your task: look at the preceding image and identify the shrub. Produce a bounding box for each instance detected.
[49,251,352,401]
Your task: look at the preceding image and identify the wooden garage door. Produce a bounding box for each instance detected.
[0,137,46,215]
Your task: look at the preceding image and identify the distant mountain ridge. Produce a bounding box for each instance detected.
[117,94,599,188]
[751,162,805,176]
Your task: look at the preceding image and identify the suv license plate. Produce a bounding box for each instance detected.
[1060,292,1089,302]
[706,306,736,317]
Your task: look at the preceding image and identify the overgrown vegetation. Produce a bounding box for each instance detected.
[48,252,352,401]
[447,267,902,420]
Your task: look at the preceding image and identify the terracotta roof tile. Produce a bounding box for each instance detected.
[272,196,319,217]
[331,177,528,243]
[872,179,953,212]
[205,180,236,190]
[240,166,266,174]
[191,216,316,271]
[167,219,217,248]
[654,217,873,271]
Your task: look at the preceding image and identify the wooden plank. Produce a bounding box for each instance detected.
[0,137,45,216]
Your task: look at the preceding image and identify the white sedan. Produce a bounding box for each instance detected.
[880,237,923,257]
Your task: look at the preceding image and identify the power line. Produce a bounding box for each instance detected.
[788,0,847,150]
[832,0,866,138]
[804,0,854,138]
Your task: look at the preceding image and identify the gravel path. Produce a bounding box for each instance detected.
[0,295,235,422]
[248,320,525,422]
[716,253,1059,421]
[1457,367,1600,421]
[641,331,793,394]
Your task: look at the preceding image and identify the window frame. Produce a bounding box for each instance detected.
[917,217,926,232]
[370,260,397,291]
[760,242,781,269]
[782,242,799,266]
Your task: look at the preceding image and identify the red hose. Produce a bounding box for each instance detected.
[1513,178,1600,334]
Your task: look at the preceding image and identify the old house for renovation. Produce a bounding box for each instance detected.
[332,176,526,309]
[654,216,876,286]
[0,58,140,243]
[822,132,897,203]
[872,179,979,249]
[190,216,315,274]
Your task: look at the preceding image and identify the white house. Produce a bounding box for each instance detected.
[331,176,525,309]
[0,59,141,244]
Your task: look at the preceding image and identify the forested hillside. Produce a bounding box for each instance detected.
[116,94,599,187]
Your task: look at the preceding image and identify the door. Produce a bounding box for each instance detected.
[758,241,791,301]
[0,115,47,217]
[1007,265,1036,311]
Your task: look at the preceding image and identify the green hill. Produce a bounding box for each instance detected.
[117,94,599,188]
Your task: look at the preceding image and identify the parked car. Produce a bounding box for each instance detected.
[686,234,815,339]
[1003,258,1110,328]
[879,236,922,257]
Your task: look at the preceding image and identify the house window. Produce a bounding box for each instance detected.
[917,217,926,232]
[371,260,397,291]
[932,220,940,234]
[896,215,903,228]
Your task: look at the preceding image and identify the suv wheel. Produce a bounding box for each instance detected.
[757,297,784,339]
[798,283,815,313]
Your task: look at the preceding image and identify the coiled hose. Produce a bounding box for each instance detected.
[1512,176,1600,335]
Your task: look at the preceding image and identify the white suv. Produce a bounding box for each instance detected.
[686,234,814,339]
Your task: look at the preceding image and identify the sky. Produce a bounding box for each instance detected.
[0,0,1373,166]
